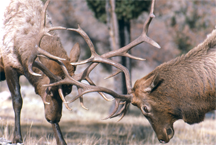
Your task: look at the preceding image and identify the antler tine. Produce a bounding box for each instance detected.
[40,0,66,38]
[58,86,72,111]
[103,99,120,120]
[80,96,89,110]
[68,26,100,66]
[41,91,50,105]
[78,88,89,110]
[41,0,50,28]
[141,0,160,49]
[104,69,122,80]
[117,102,130,121]
[68,25,95,53]
[39,0,66,46]
[108,101,130,121]
[103,53,145,80]
[85,76,113,101]
[123,53,146,61]
[143,0,156,34]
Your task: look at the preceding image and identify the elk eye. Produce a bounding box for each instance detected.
[143,106,149,113]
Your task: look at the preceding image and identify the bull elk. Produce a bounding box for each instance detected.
[0,0,79,144]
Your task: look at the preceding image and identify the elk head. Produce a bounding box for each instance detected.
[132,72,176,143]
[24,0,80,110]
[37,0,173,144]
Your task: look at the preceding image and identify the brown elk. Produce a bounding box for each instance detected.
[0,0,81,144]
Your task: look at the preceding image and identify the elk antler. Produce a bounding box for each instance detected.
[44,0,160,120]
[27,0,66,77]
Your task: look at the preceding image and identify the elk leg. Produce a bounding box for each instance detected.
[0,59,5,81]
[0,70,5,81]
[4,66,23,143]
[52,123,66,145]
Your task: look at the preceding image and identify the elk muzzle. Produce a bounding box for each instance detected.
[157,126,174,143]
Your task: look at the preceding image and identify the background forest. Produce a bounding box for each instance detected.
[47,0,216,69]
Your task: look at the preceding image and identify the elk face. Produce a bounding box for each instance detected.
[132,73,176,143]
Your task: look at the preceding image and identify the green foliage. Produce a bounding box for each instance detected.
[41,0,46,3]
[115,0,150,21]
[86,0,151,23]
[86,0,106,23]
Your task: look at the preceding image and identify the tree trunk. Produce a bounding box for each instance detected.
[119,19,131,94]
[106,0,132,114]
[106,0,123,95]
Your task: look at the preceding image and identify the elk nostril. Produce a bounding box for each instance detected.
[159,139,165,144]
[166,128,173,136]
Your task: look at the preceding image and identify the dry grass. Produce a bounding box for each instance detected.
[1,116,216,145]
[1,77,216,145]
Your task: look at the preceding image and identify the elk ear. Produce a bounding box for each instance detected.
[144,74,159,93]
[70,43,80,63]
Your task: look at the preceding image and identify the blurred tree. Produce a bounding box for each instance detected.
[86,0,150,24]
[86,0,151,113]
[41,0,46,3]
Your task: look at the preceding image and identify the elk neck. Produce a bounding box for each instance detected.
[148,29,216,124]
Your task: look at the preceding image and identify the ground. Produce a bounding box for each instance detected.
[0,75,216,145]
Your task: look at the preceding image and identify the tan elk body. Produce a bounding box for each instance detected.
[0,0,78,144]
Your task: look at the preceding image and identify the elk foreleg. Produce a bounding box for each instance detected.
[4,66,23,143]
[0,58,5,81]
[52,123,66,145]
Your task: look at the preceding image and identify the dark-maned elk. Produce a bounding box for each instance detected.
[41,1,215,145]
[0,0,81,144]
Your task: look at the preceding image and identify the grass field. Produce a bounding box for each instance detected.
[1,76,216,145]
